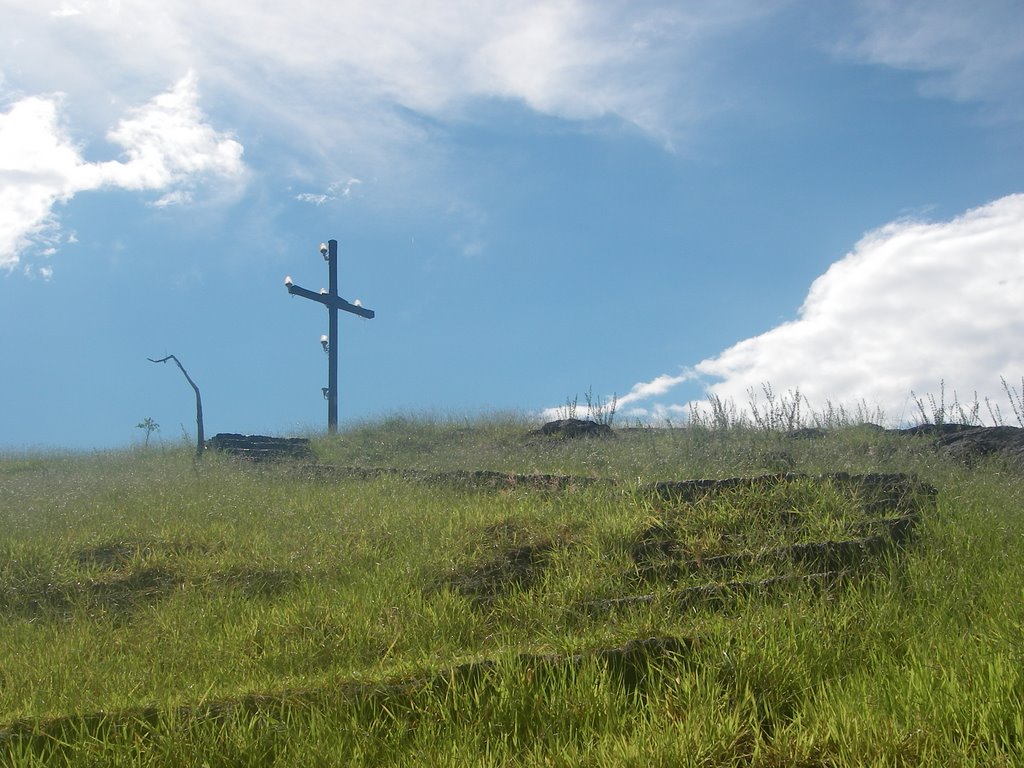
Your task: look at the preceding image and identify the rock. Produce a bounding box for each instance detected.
[787,427,827,440]
[206,433,314,462]
[935,425,1024,464]
[893,423,978,438]
[888,424,1024,465]
[532,418,613,439]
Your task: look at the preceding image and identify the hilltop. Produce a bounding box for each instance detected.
[1,418,1021,766]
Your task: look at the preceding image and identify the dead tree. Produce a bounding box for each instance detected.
[148,355,205,457]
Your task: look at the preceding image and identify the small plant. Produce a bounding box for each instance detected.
[812,398,885,429]
[747,383,808,432]
[136,417,160,447]
[583,386,617,427]
[556,387,618,427]
[557,393,579,421]
[911,380,984,427]
[1001,376,1024,427]
[687,386,886,431]
[689,393,747,430]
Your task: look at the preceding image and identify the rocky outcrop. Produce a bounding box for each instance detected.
[205,433,314,462]
[532,418,613,439]
[891,424,1024,464]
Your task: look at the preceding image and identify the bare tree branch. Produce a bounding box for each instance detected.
[149,355,205,457]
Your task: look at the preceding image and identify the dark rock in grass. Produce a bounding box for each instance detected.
[446,540,557,604]
[206,433,314,462]
[632,531,906,585]
[581,572,843,615]
[758,449,796,471]
[436,635,693,694]
[89,565,178,616]
[0,636,693,754]
[76,541,139,569]
[851,515,919,545]
[628,473,932,588]
[673,571,844,610]
[532,418,613,439]
[787,427,827,440]
[936,425,1024,464]
[889,424,1024,465]
[893,423,978,438]
[297,464,614,491]
[784,536,890,570]
[648,472,935,512]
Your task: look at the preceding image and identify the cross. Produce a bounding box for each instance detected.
[284,239,375,434]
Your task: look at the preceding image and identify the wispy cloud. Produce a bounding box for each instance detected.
[617,371,697,409]
[10,3,1024,179]
[841,0,1024,120]
[294,193,330,206]
[4,2,782,171]
[295,178,363,206]
[5,1,777,272]
[0,73,244,269]
[6,1,1023,274]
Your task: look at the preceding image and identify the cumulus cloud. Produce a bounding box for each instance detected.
[614,195,1024,423]
[0,95,81,265]
[94,72,244,191]
[0,73,244,268]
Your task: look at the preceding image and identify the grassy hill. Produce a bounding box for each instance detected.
[1,418,1022,766]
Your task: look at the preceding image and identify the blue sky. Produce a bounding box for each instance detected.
[2,1,1023,449]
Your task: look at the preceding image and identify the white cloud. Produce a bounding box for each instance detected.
[151,190,193,208]
[295,178,363,206]
[295,193,329,206]
[538,371,696,423]
[842,0,1024,119]
[1,1,780,166]
[6,2,1022,187]
[332,178,362,199]
[0,95,80,266]
[617,371,697,409]
[95,72,244,191]
[48,3,81,18]
[601,195,1024,424]
[0,73,244,268]
[683,194,1024,422]
[5,1,1023,273]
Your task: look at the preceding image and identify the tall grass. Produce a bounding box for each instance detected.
[1,412,1022,765]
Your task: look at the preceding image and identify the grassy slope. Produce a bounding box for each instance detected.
[1,420,1022,766]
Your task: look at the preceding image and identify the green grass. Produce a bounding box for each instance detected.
[1,419,1023,765]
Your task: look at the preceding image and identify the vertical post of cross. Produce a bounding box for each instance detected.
[284,238,375,435]
[326,240,339,432]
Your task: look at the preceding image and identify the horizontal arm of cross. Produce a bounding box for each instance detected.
[287,283,375,319]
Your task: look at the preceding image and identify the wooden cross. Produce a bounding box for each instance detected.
[284,239,375,433]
